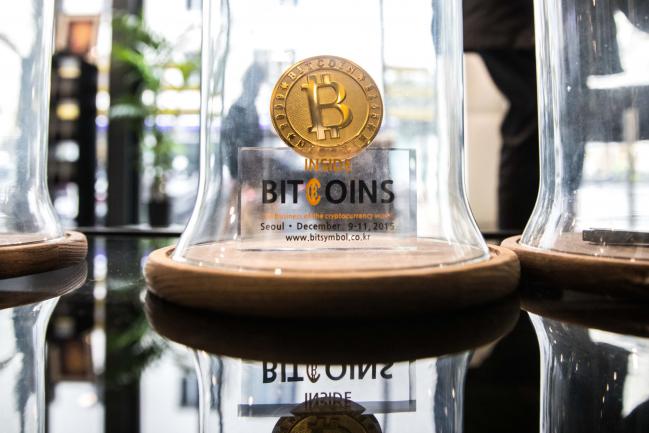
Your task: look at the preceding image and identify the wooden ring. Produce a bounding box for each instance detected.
[502,235,649,299]
[0,231,88,279]
[145,244,520,318]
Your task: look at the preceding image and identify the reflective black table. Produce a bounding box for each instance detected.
[2,234,542,433]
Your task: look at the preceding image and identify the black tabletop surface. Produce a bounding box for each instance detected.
[0,234,546,433]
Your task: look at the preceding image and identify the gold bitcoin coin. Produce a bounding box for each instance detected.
[270,56,383,160]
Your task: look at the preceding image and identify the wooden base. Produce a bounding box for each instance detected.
[0,261,87,309]
[502,235,649,299]
[145,292,520,363]
[145,244,520,318]
[0,231,88,279]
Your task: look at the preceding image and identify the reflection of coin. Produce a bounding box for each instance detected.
[270,56,383,160]
[273,398,382,433]
[289,414,369,433]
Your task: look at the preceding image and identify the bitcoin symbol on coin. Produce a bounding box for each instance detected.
[270,56,383,160]
[302,74,352,140]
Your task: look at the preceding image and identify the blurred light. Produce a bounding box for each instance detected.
[155,114,177,127]
[141,89,155,106]
[93,253,107,281]
[172,155,189,171]
[176,114,200,128]
[62,0,104,15]
[96,90,110,111]
[95,177,108,194]
[96,202,107,218]
[0,151,12,171]
[142,151,155,165]
[163,67,184,88]
[157,90,180,110]
[58,57,81,79]
[95,114,108,128]
[90,327,106,375]
[56,100,80,121]
[77,392,98,408]
[143,134,157,148]
[54,184,79,220]
[53,316,75,339]
[178,89,201,111]
[54,140,80,162]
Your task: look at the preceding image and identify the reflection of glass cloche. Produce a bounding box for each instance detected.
[144,292,519,433]
[525,287,649,433]
[504,0,649,294]
[0,262,87,431]
[145,0,519,312]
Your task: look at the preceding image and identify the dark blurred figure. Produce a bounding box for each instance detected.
[463,3,540,433]
[464,312,539,433]
[464,0,538,231]
[221,62,267,179]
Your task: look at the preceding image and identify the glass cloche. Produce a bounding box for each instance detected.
[175,0,489,272]
[520,0,649,261]
[145,0,520,312]
[0,0,63,246]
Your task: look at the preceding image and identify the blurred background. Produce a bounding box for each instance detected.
[46,0,201,230]
[44,0,516,232]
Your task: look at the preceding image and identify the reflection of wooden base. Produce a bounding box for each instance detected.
[0,262,87,309]
[0,231,88,279]
[145,292,520,363]
[145,245,519,318]
[502,235,649,299]
[523,293,649,338]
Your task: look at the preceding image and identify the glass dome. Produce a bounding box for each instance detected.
[0,0,62,246]
[521,0,649,260]
[0,262,87,432]
[173,0,488,274]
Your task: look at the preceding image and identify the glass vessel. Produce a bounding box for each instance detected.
[0,0,62,246]
[173,0,488,272]
[0,263,87,433]
[530,313,649,433]
[193,353,468,433]
[0,298,58,433]
[522,0,649,260]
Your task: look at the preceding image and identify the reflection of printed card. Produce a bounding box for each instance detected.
[239,361,416,417]
[238,148,417,250]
